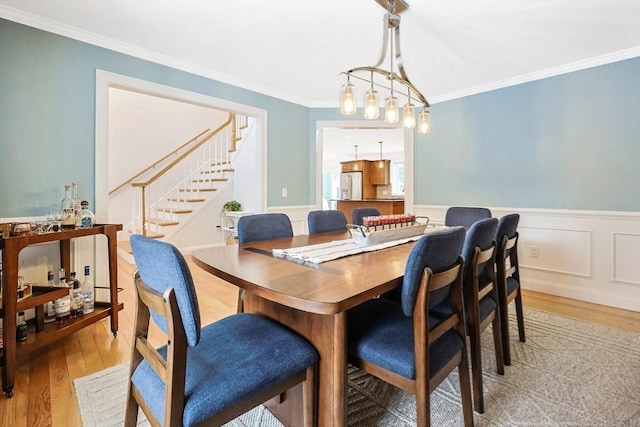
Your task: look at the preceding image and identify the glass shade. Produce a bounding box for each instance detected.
[402,103,415,129]
[340,82,357,115]
[364,90,380,119]
[384,96,399,124]
[417,110,431,134]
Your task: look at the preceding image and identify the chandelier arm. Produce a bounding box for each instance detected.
[394,25,409,82]
[343,67,430,107]
[371,13,390,68]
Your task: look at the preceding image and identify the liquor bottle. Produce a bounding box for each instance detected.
[69,271,84,318]
[82,265,95,314]
[44,271,56,323]
[55,267,71,323]
[61,184,75,229]
[17,311,28,342]
[72,182,82,227]
[79,201,96,228]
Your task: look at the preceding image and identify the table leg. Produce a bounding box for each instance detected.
[245,294,348,427]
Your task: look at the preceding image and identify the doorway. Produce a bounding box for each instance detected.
[315,120,414,212]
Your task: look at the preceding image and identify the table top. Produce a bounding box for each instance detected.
[192,231,415,315]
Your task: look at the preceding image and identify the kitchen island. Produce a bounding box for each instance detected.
[334,199,405,224]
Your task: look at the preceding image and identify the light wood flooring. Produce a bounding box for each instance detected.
[1,255,638,426]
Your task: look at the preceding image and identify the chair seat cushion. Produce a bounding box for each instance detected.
[132,313,318,426]
[430,294,497,324]
[506,276,520,295]
[347,298,463,380]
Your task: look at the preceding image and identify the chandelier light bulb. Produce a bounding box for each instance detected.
[384,96,399,124]
[340,80,357,115]
[402,102,416,129]
[364,90,380,119]
[417,110,431,134]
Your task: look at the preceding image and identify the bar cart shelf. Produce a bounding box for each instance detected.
[0,223,123,398]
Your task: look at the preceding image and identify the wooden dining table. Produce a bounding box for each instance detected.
[191,230,417,426]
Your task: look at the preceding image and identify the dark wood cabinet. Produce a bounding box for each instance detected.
[0,224,123,397]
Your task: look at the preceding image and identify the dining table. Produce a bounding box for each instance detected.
[191,230,419,426]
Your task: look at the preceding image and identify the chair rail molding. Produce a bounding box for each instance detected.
[414,205,640,312]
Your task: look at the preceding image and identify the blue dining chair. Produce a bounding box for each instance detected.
[307,210,348,234]
[351,207,380,226]
[495,213,525,365]
[125,235,318,427]
[445,206,492,229]
[347,227,474,427]
[431,218,504,413]
[237,213,293,244]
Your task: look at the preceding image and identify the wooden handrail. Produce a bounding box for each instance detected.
[108,127,211,195]
[131,115,232,188]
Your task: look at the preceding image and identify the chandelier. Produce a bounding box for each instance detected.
[339,0,431,134]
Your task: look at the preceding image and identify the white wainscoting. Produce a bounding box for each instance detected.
[231,205,640,312]
[414,205,640,312]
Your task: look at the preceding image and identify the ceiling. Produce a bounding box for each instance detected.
[1,1,638,173]
[1,0,638,109]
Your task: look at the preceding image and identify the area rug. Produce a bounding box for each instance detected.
[75,308,640,426]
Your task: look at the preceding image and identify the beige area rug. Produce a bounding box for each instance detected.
[75,308,640,426]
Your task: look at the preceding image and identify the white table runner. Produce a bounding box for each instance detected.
[273,226,446,264]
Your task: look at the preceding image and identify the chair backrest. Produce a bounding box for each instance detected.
[352,207,381,226]
[445,206,492,229]
[401,226,466,316]
[237,213,293,243]
[462,218,498,288]
[130,234,201,346]
[307,210,348,234]
[496,213,520,277]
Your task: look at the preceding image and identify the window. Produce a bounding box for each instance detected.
[391,161,404,195]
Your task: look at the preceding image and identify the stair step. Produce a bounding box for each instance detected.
[211,161,231,167]
[168,197,205,202]
[156,208,193,214]
[233,137,242,142]
[201,168,234,174]
[179,188,218,192]
[146,218,179,226]
[192,178,228,183]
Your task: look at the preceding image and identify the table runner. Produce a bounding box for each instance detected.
[273,225,445,264]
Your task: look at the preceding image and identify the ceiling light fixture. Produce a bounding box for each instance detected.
[339,0,431,134]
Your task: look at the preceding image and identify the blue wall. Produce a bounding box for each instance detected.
[311,57,640,212]
[0,19,309,217]
[1,19,639,218]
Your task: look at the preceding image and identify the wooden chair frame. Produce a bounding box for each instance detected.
[349,257,474,427]
[125,271,317,427]
[464,244,504,413]
[495,232,526,365]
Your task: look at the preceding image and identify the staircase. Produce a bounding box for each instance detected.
[112,113,249,253]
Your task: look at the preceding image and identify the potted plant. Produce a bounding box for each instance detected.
[221,200,242,214]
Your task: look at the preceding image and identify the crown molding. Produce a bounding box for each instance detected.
[0,5,309,107]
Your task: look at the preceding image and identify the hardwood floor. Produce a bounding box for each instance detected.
[1,255,638,426]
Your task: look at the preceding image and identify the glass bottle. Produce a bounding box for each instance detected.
[82,265,95,314]
[70,272,84,318]
[79,201,96,228]
[17,311,27,342]
[44,270,56,323]
[61,184,75,229]
[55,267,71,323]
[72,182,82,227]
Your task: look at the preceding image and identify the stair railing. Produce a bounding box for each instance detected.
[129,113,244,237]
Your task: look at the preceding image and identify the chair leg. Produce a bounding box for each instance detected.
[124,383,139,427]
[458,349,475,427]
[468,323,484,414]
[500,301,512,366]
[302,365,316,427]
[515,290,526,343]
[492,315,505,376]
[415,378,430,427]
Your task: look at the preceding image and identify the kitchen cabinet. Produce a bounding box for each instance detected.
[340,160,366,173]
[0,224,123,397]
[370,160,391,185]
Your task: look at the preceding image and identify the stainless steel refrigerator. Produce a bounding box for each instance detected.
[340,172,363,200]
